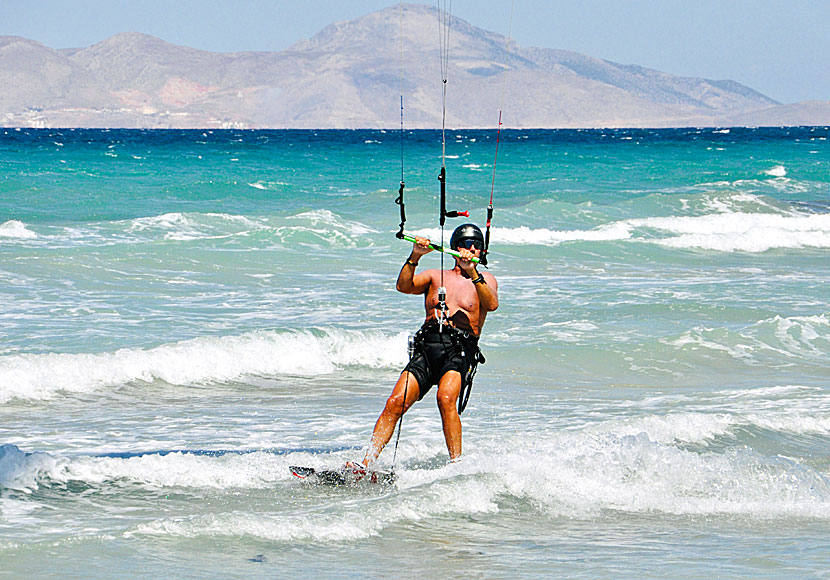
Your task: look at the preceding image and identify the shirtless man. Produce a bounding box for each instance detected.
[354,223,498,468]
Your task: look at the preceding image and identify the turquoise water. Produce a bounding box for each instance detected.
[1,127,830,578]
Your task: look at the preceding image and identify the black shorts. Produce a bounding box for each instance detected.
[403,324,480,400]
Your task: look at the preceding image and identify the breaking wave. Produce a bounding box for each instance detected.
[415,210,830,252]
[6,400,830,544]
[0,328,408,403]
[0,210,377,249]
[402,191,830,253]
[664,314,830,365]
[0,220,37,240]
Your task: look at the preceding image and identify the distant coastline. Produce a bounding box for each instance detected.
[2,4,830,129]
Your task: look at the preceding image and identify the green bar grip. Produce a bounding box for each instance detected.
[401,234,480,264]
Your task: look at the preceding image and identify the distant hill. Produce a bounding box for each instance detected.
[2,4,829,129]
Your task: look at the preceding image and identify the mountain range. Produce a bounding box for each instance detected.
[2,3,829,129]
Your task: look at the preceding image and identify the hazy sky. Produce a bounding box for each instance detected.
[3,0,829,104]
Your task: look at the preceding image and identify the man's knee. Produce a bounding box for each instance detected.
[385,375,419,415]
[436,392,457,413]
[436,375,461,412]
[384,392,407,416]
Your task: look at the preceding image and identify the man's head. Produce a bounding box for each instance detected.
[450,223,485,252]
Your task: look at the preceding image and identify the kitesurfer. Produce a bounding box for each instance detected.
[350,223,498,468]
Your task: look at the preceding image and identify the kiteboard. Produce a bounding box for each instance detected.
[289,465,396,486]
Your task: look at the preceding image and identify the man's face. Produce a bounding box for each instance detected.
[455,238,483,256]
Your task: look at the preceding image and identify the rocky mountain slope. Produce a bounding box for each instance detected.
[2,4,828,128]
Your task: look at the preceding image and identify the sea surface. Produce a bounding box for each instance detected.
[1,127,829,579]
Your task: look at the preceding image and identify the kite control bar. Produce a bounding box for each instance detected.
[400,234,480,264]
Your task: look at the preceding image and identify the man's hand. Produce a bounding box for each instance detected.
[398,237,432,294]
[455,247,478,275]
[412,236,433,258]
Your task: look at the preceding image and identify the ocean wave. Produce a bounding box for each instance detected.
[130,476,497,542]
[587,403,830,443]
[635,212,830,252]
[284,209,376,236]
[6,414,830,544]
[95,429,830,541]
[698,176,809,196]
[125,210,377,246]
[698,191,787,214]
[410,187,830,253]
[491,430,830,519]
[412,210,830,253]
[0,443,499,543]
[665,314,830,365]
[588,412,735,445]
[9,203,827,254]
[0,445,292,494]
[756,314,830,357]
[0,210,380,251]
[0,328,408,403]
[0,444,61,494]
[126,212,268,241]
[0,220,37,240]
[410,223,633,246]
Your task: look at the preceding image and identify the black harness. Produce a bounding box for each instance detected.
[410,323,485,415]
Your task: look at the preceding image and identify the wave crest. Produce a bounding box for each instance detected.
[0,220,37,240]
[0,328,408,403]
[422,212,830,253]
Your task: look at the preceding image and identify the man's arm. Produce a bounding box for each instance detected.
[396,237,433,295]
[471,269,499,312]
[456,248,499,312]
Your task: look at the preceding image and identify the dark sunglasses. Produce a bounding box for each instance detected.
[458,239,483,250]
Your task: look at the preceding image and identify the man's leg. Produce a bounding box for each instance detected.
[436,371,463,461]
[362,371,421,466]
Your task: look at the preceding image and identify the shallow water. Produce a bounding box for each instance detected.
[2,127,830,578]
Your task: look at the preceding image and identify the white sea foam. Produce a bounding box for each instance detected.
[722,384,820,399]
[132,476,498,542]
[6,410,830,546]
[492,431,830,519]
[410,223,633,246]
[700,176,808,196]
[0,444,61,494]
[0,209,380,251]
[699,191,780,214]
[0,443,500,542]
[585,401,830,441]
[0,446,287,494]
[287,209,375,235]
[665,314,830,364]
[0,329,408,403]
[128,212,191,233]
[0,220,37,239]
[102,427,830,543]
[589,412,736,445]
[764,165,787,177]
[746,413,830,435]
[758,314,830,358]
[413,209,830,253]
[65,451,289,489]
[125,212,267,241]
[649,385,830,436]
[636,212,830,252]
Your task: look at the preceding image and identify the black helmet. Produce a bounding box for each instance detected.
[450,223,485,251]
